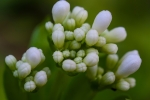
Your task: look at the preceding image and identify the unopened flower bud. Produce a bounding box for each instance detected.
[65,31,74,40]
[5,55,17,71]
[100,71,115,85]
[71,6,88,27]
[86,48,99,55]
[76,50,85,57]
[26,47,42,69]
[52,0,70,23]
[34,71,47,87]
[97,67,104,75]
[25,76,34,82]
[64,18,75,31]
[53,51,64,63]
[18,63,31,79]
[70,50,76,58]
[76,63,87,72]
[24,81,36,92]
[42,67,51,77]
[101,43,118,54]
[62,59,76,72]
[115,50,142,78]
[92,10,112,35]
[53,23,64,32]
[95,36,106,47]
[45,21,53,33]
[86,65,98,80]
[74,28,85,41]
[83,53,99,67]
[52,30,65,49]
[125,77,136,88]
[74,57,82,64]
[16,60,24,69]
[85,29,99,46]
[106,54,118,70]
[115,79,130,91]
[69,40,81,50]
[13,70,18,78]
[102,27,127,43]
[38,49,45,63]
[21,53,26,62]
[80,23,91,33]
[62,49,70,58]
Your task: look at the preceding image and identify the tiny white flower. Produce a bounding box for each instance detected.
[52,0,70,23]
[42,67,51,77]
[97,67,104,75]
[76,50,85,57]
[69,40,81,50]
[64,18,75,31]
[80,23,91,33]
[115,79,130,91]
[53,51,64,63]
[74,57,82,64]
[5,55,17,71]
[92,10,112,35]
[16,60,24,69]
[76,63,87,72]
[25,76,34,82]
[24,81,36,92]
[106,54,118,70]
[62,59,76,72]
[124,77,136,88]
[45,21,53,33]
[86,65,98,80]
[21,53,26,62]
[62,49,70,58]
[86,48,99,55]
[70,50,76,58]
[13,70,18,78]
[95,36,106,47]
[101,43,118,54]
[53,23,64,32]
[65,31,74,40]
[38,49,45,63]
[74,28,85,41]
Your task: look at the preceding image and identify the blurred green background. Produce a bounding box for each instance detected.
[0,0,150,100]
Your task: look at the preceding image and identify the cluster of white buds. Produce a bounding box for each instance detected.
[5,47,51,92]
[45,0,142,92]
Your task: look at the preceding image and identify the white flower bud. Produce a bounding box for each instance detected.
[115,79,130,91]
[74,28,85,41]
[13,70,18,78]
[83,53,99,67]
[62,59,76,72]
[85,29,99,46]
[18,63,31,79]
[80,23,91,33]
[34,71,47,87]
[102,27,127,43]
[53,23,64,32]
[97,67,104,75]
[86,65,98,80]
[21,53,26,62]
[45,21,53,33]
[125,77,136,88]
[70,50,76,58]
[53,51,64,63]
[26,47,42,69]
[95,36,106,47]
[74,57,82,64]
[52,30,65,49]
[5,55,17,71]
[24,81,36,92]
[64,18,75,31]
[101,43,118,54]
[62,49,70,58]
[92,10,112,35]
[42,67,51,77]
[65,31,74,40]
[86,48,99,55]
[100,72,115,85]
[38,49,45,63]
[69,40,81,50]
[106,54,118,70]
[76,63,87,72]
[115,50,142,78]
[52,0,70,23]
[71,6,88,27]
[16,60,24,69]
[76,50,85,57]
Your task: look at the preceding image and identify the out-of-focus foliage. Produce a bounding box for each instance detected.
[0,0,150,100]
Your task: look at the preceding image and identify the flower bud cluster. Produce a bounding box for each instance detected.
[45,0,142,92]
[5,47,51,92]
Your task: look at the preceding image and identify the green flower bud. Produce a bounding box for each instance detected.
[92,10,112,35]
[38,49,45,63]
[65,31,74,40]
[24,81,36,92]
[76,50,85,57]
[52,30,65,49]
[71,6,88,27]
[26,47,42,69]
[97,67,104,75]
[86,48,99,55]
[83,53,99,67]
[21,53,26,62]
[64,18,75,31]
[80,23,91,33]
[62,49,70,58]
[16,60,24,69]
[25,76,34,82]
[53,23,64,32]
[74,28,85,41]
[74,57,82,64]
[52,0,70,23]
[86,65,98,80]
[45,21,53,33]
[100,71,115,85]
[95,36,106,47]
[125,77,136,88]
[85,29,99,46]
[13,70,18,78]
[76,63,87,72]
[115,79,130,91]
[34,71,47,87]
[106,54,118,70]
[42,67,51,77]
[62,59,76,72]
[53,51,64,63]
[101,43,118,54]
[18,63,31,79]
[70,50,76,58]
[5,55,17,71]
[69,40,81,50]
